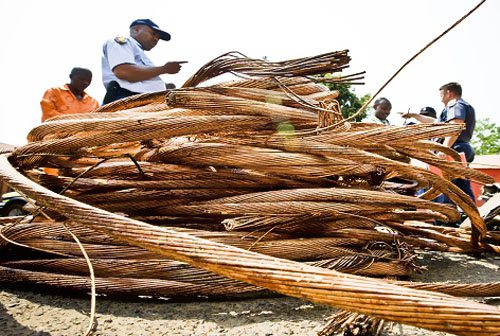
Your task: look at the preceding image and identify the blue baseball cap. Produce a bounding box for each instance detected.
[130,19,171,41]
[420,106,437,118]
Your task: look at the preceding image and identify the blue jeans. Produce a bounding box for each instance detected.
[434,142,475,205]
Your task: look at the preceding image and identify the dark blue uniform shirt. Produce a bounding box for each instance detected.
[438,98,475,144]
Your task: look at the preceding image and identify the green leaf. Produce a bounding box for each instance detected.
[471,118,500,155]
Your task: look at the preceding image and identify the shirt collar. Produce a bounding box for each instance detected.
[130,37,144,50]
[446,98,457,107]
[63,84,88,98]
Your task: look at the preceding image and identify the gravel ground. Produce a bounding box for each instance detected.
[0,251,498,336]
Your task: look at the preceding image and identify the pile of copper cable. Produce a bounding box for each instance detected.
[0,50,498,336]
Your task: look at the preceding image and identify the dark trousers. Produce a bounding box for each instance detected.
[102,81,139,105]
[434,142,476,205]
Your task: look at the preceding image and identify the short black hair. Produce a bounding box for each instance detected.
[373,97,391,108]
[70,67,92,77]
[439,82,462,96]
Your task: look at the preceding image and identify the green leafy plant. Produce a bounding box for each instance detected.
[320,74,371,121]
[471,118,500,155]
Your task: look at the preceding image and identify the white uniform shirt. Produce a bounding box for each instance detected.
[102,37,165,93]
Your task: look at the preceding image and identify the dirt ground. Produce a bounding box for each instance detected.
[0,251,498,336]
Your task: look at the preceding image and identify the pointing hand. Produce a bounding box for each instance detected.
[163,61,187,74]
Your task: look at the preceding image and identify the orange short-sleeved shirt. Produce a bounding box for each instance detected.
[40,84,99,122]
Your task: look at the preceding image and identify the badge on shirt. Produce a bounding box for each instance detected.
[114,36,128,44]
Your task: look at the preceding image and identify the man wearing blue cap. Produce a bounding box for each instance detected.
[102,19,186,104]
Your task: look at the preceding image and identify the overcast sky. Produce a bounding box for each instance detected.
[1,0,498,146]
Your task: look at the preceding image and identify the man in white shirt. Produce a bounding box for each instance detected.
[102,19,186,104]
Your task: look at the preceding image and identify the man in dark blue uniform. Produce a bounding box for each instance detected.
[436,82,476,204]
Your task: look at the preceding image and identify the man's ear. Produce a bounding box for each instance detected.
[130,26,139,36]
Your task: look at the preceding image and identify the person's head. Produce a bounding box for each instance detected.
[419,106,436,119]
[129,19,171,51]
[373,97,392,120]
[69,67,92,93]
[439,82,462,105]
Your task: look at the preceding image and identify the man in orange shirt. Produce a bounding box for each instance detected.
[40,67,99,122]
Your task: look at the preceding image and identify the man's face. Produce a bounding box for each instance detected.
[374,101,391,120]
[132,25,160,51]
[70,73,92,92]
[440,89,451,105]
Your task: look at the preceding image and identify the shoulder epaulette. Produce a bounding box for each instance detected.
[114,36,128,44]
